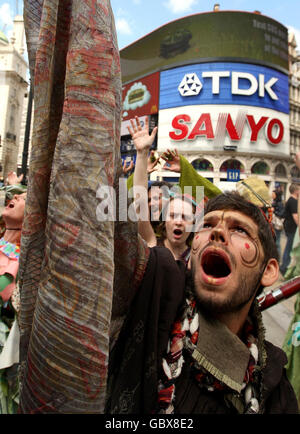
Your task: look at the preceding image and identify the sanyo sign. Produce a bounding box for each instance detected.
[159,62,289,115]
[178,71,278,100]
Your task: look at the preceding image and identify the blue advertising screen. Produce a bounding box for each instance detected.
[159,62,289,114]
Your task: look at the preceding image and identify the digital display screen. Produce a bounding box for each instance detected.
[120,11,288,84]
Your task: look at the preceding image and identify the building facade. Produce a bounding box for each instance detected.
[120,8,300,200]
[0,15,28,181]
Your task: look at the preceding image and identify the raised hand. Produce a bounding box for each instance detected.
[6,171,24,185]
[122,160,135,175]
[128,116,157,154]
[161,149,181,173]
[147,150,160,174]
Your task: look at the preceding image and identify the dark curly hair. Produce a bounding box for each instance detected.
[205,191,279,263]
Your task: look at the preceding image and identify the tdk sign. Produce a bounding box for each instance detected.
[160,62,289,114]
[179,73,203,97]
[178,71,279,100]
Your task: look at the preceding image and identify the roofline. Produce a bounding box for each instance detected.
[119,9,288,52]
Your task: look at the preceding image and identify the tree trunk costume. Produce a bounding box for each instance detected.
[18,0,141,413]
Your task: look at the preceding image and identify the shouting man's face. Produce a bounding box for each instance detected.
[190,209,268,314]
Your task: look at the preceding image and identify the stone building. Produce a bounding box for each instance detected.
[0,15,28,181]
[289,31,300,182]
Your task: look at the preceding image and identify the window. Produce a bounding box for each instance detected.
[220,159,245,172]
[275,163,287,178]
[191,158,214,172]
[251,161,270,175]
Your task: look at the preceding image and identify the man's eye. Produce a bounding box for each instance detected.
[202,222,212,229]
[232,226,248,235]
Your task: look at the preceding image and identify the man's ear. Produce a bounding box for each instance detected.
[260,258,279,288]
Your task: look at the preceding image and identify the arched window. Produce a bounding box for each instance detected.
[291,165,300,179]
[220,159,245,172]
[251,161,270,175]
[191,158,214,172]
[275,163,287,178]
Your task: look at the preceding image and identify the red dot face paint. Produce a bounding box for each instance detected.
[245,243,250,250]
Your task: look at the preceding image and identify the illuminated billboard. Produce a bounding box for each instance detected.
[158,105,289,156]
[121,72,160,121]
[120,11,288,84]
[159,62,289,114]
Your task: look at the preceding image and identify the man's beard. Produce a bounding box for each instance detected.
[191,262,264,314]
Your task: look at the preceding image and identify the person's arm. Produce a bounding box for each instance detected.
[128,116,158,247]
[161,150,222,199]
[126,151,160,191]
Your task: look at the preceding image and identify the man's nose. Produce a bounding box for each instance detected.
[209,224,228,244]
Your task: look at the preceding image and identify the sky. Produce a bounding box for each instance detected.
[0,0,299,51]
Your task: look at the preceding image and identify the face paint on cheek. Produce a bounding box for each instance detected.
[239,238,260,268]
[191,234,203,254]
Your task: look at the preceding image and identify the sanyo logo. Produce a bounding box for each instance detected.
[178,71,279,100]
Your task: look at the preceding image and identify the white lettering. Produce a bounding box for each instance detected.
[96,186,116,222]
[202,71,230,94]
[260,75,279,100]
[232,72,258,96]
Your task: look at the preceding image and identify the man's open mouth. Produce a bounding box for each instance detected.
[7,202,15,209]
[201,248,231,278]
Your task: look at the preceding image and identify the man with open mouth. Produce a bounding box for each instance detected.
[107,190,299,415]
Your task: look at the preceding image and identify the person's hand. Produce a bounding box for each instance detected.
[295,151,300,170]
[160,149,181,173]
[128,116,157,154]
[5,172,24,185]
[122,160,134,175]
[147,151,160,174]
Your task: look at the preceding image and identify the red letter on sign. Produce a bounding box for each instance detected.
[246,115,269,142]
[267,119,284,145]
[225,114,243,141]
[188,114,214,140]
[169,114,190,140]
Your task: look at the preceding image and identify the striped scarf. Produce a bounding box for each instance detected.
[158,295,260,414]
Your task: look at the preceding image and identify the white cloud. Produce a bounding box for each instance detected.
[116,17,132,35]
[164,0,198,14]
[0,3,13,30]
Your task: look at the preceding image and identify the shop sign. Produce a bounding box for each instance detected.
[227,169,240,182]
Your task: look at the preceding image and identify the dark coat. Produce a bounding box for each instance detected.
[106,247,298,414]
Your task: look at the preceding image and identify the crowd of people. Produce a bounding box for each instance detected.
[115,118,300,413]
[0,121,299,413]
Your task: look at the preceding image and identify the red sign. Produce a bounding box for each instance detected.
[169,113,284,145]
[122,72,159,121]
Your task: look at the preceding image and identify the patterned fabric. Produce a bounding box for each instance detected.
[158,295,260,414]
[18,0,144,414]
[0,239,20,261]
